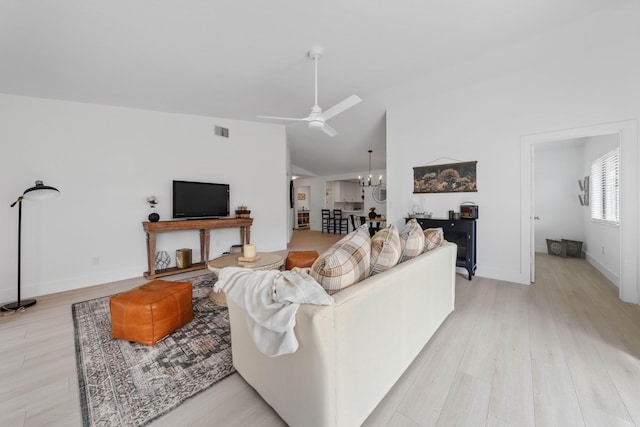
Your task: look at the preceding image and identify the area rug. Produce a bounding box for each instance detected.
[72,274,234,427]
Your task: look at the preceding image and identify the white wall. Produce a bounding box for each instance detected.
[534,141,586,252]
[0,94,288,301]
[386,2,640,288]
[583,134,621,286]
[363,186,385,217]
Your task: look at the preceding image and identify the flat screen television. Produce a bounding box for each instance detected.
[172,180,230,219]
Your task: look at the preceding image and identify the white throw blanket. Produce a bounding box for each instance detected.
[214,267,334,357]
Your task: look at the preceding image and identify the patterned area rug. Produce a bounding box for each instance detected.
[72,274,234,427]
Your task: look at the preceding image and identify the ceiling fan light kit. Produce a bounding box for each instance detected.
[257,48,361,137]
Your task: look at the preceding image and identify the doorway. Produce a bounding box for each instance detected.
[520,120,638,304]
[295,186,310,229]
[533,135,620,286]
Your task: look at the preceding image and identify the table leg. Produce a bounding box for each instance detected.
[146,231,157,276]
[240,226,251,245]
[201,229,211,262]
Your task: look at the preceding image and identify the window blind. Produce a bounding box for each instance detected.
[590,148,619,224]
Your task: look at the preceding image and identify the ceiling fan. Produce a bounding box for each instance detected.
[257,47,361,137]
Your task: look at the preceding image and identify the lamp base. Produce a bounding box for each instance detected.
[0,299,37,312]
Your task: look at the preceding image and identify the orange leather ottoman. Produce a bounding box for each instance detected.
[285,251,319,270]
[110,280,193,345]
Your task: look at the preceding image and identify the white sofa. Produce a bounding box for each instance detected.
[226,241,457,427]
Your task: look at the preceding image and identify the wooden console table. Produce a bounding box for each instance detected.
[142,218,253,279]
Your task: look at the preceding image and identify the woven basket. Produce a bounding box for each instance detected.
[546,239,565,257]
[562,239,583,258]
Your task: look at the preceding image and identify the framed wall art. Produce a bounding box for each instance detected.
[413,161,477,193]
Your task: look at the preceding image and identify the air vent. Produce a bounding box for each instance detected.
[214,125,229,138]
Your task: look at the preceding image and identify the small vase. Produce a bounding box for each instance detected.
[148,206,160,222]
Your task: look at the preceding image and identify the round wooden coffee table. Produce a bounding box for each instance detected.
[207,252,284,306]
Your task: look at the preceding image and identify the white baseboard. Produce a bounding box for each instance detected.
[535,245,548,253]
[584,251,620,287]
[474,266,530,285]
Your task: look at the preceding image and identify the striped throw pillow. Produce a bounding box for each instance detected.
[424,227,444,251]
[310,225,371,295]
[399,219,425,262]
[370,225,401,275]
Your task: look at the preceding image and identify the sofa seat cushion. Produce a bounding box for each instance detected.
[399,219,426,262]
[370,225,401,275]
[310,225,371,295]
[424,227,445,251]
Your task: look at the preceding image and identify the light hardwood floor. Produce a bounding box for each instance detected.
[1,232,639,426]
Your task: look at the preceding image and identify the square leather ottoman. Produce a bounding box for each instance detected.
[285,250,319,270]
[110,280,193,345]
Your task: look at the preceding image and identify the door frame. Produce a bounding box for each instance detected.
[520,120,638,303]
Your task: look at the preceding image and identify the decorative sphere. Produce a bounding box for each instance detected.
[148,212,160,222]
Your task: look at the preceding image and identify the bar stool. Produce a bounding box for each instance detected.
[349,214,358,232]
[333,209,349,234]
[321,209,333,233]
[359,216,373,236]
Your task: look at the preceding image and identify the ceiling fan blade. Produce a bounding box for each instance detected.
[256,115,310,122]
[321,123,339,137]
[320,95,362,121]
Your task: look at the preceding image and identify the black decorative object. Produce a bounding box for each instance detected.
[148,209,160,222]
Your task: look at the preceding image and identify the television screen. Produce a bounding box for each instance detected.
[172,180,230,219]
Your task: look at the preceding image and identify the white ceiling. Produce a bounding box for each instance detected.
[0,0,628,177]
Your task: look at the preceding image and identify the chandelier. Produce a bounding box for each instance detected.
[360,150,382,187]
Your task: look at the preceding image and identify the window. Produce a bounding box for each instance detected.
[590,148,619,225]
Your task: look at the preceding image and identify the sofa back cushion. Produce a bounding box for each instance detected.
[370,225,401,275]
[424,227,445,251]
[310,225,371,295]
[399,219,425,262]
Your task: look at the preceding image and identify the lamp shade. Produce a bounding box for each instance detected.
[22,180,60,201]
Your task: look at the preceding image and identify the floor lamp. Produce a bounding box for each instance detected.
[2,180,60,312]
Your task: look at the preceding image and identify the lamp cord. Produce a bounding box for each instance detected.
[1,305,26,316]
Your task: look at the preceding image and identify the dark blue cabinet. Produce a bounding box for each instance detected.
[412,218,477,280]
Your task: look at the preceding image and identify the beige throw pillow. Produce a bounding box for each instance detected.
[370,225,401,275]
[399,219,425,262]
[310,225,371,295]
[424,227,444,251]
